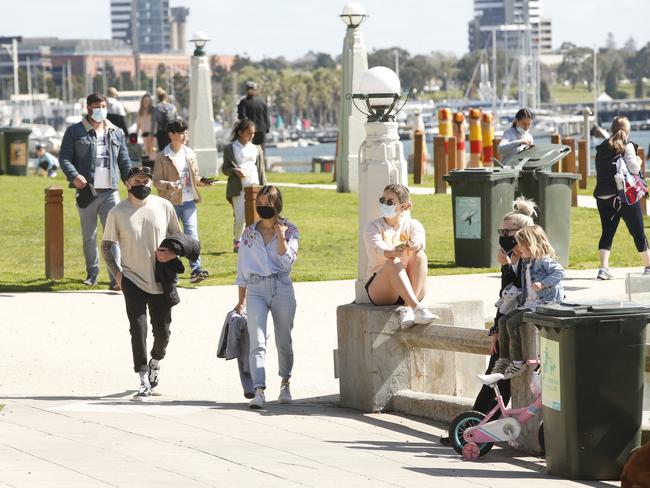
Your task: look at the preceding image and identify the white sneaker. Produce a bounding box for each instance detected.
[249,388,265,409]
[278,383,292,404]
[414,305,439,324]
[148,358,160,389]
[136,371,151,397]
[398,307,415,329]
[597,268,614,280]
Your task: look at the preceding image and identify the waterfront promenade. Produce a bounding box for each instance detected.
[0,268,637,487]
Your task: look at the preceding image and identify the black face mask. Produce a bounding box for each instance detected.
[129,185,151,200]
[499,235,517,253]
[256,205,276,220]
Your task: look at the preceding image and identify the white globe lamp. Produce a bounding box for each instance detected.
[340,3,367,28]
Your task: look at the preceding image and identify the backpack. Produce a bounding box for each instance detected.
[614,150,647,206]
[155,103,178,132]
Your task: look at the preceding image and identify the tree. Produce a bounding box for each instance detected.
[557,47,591,88]
[623,37,637,53]
[605,32,616,50]
[540,79,551,103]
[629,42,650,98]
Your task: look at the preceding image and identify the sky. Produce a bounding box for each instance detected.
[4,0,650,59]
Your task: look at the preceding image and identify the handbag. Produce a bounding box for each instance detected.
[75,183,97,208]
[614,152,648,206]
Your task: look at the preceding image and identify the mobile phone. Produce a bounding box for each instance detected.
[201,176,217,184]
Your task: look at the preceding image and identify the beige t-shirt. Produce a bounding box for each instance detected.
[104,195,181,294]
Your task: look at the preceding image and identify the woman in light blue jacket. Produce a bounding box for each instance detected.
[498,108,535,162]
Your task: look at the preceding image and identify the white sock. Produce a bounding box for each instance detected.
[138,370,150,385]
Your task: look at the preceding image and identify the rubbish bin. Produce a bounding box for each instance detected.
[0,127,32,176]
[444,168,518,267]
[502,143,580,266]
[524,300,650,480]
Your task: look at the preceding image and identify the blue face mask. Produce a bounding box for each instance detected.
[379,203,399,218]
[91,108,107,123]
[516,126,527,136]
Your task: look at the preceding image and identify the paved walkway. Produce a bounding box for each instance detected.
[1,268,640,487]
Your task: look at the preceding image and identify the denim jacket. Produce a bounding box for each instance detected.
[521,256,565,306]
[59,118,132,189]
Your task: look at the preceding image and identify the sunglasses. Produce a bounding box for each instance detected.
[128,166,152,179]
[497,228,519,237]
[379,196,400,206]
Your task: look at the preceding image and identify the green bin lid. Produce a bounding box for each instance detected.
[444,167,518,182]
[533,299,650,317]
[501,143,571,171]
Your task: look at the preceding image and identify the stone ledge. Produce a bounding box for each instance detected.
[390,390,474,423]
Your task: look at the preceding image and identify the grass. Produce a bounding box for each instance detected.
[2,172,649,291]
[549,82,650,104]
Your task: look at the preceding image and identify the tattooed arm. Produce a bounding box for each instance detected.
[102,241,122,286]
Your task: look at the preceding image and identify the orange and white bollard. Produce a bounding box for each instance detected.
[468,108,482,168]
[452,112,466,169]
[438,107,452,139]
[481,112,494,166]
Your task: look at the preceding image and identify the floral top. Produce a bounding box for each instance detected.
[235,219,300,287]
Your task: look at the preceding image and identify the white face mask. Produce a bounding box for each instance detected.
[516,126,527,135]
[91,107,107,123]
[379,203,400,218]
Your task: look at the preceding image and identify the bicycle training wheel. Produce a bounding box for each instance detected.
[448,410,494,457]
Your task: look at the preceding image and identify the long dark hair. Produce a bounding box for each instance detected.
[231,119,256,142]
[257,185,283,216]
[511,108,534,128]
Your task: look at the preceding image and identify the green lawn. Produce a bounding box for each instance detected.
[1,172,647,291]
[549,82,650,104]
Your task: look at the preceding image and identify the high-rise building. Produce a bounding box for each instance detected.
[468,0,552,54]
[110,0,189,53]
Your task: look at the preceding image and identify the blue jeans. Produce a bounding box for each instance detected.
[174,200,201,273]
[246,273,296,389]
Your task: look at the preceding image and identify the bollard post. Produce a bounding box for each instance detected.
[550,133,561,172]
[492,137,501,163]
[639,147,647,216]
[578,139,588,190]
[45,186,64,280]
[447,135,457,172]
[413,129,425,184]
[244,185,261,226]
[433,135,447,194]
[452,112,466,169]
[481,112,494,166]
[562,137,578,207]
[468,108,482,167]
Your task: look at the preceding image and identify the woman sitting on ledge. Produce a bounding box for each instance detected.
[364,183,438,328]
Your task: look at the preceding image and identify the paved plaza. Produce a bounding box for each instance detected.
[0,268,639,487]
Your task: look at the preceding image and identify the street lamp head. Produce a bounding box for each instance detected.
[190,31,210,56]
[347,66,407,122]
[340,3,367,28]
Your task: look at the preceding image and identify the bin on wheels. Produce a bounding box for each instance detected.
[502,143,580,266]
[443,168,517,267]
[524,300,650,480]
[0,127,32,176]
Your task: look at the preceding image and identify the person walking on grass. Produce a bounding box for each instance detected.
[153,120,214,283]
[233,185,298,409]
[102,166,182,397]
[59,93,132,290]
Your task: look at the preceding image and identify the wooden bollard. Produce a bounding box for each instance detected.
[433,136,447,194]
[45,186,64,280]
[578,139,588,190]
[492,137,501,164]
[550,133,561,172]
[447,136,457,172]
[244,185,261,226]
[413,129,425,184]
[481,112,494,166]
[639,147,647,216]
[562,137,578,207]
[468,108,482,168]
[452,112,466,169]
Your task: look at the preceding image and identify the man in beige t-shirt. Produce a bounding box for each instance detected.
[102,166,181,397]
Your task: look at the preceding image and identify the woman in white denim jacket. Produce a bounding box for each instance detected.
[234,185,299,409]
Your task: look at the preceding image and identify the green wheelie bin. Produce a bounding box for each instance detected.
[443,168,517,267]
[0,126,32,176]
[502,143,580,266]
[524,300,650,480]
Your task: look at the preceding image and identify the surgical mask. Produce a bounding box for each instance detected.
[256,205,276,219]
[516,126,527,135]
[129,185,151,200]
[379,203,399,218]
[499,236,517,253]
[91,107,108,123]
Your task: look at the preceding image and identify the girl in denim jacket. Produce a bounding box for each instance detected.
[493,225,565,379]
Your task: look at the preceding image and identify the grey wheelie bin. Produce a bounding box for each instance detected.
[502,144,580,266]
[524,300,650,480]
[0,126,32,176]
[443,168,518,267]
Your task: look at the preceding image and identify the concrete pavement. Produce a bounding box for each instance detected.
[0,268,639,487]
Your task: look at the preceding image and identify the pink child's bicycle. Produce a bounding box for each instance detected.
[448,360,544,460]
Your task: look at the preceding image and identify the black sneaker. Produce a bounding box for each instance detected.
[189,269,209,284]
[148,359,160,389]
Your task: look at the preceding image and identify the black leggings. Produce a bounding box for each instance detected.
[596,197,648,252]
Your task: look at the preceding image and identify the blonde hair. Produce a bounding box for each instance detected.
[156,87,168,102]
[608,116,631,154]
[515,225,556,259]
[502,197,537,229]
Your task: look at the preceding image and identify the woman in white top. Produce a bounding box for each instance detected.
[364,184,438,328]
[233,185,299,410]
[136,93,155,161]
[498,108,534,163]
[222,119,267,252]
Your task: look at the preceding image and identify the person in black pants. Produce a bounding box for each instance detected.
[440,198,535,445]
[593,116,650,280]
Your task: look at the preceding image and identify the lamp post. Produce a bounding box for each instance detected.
[188,31,218,176]
[336,3,368,193]
[348,66,409,302]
